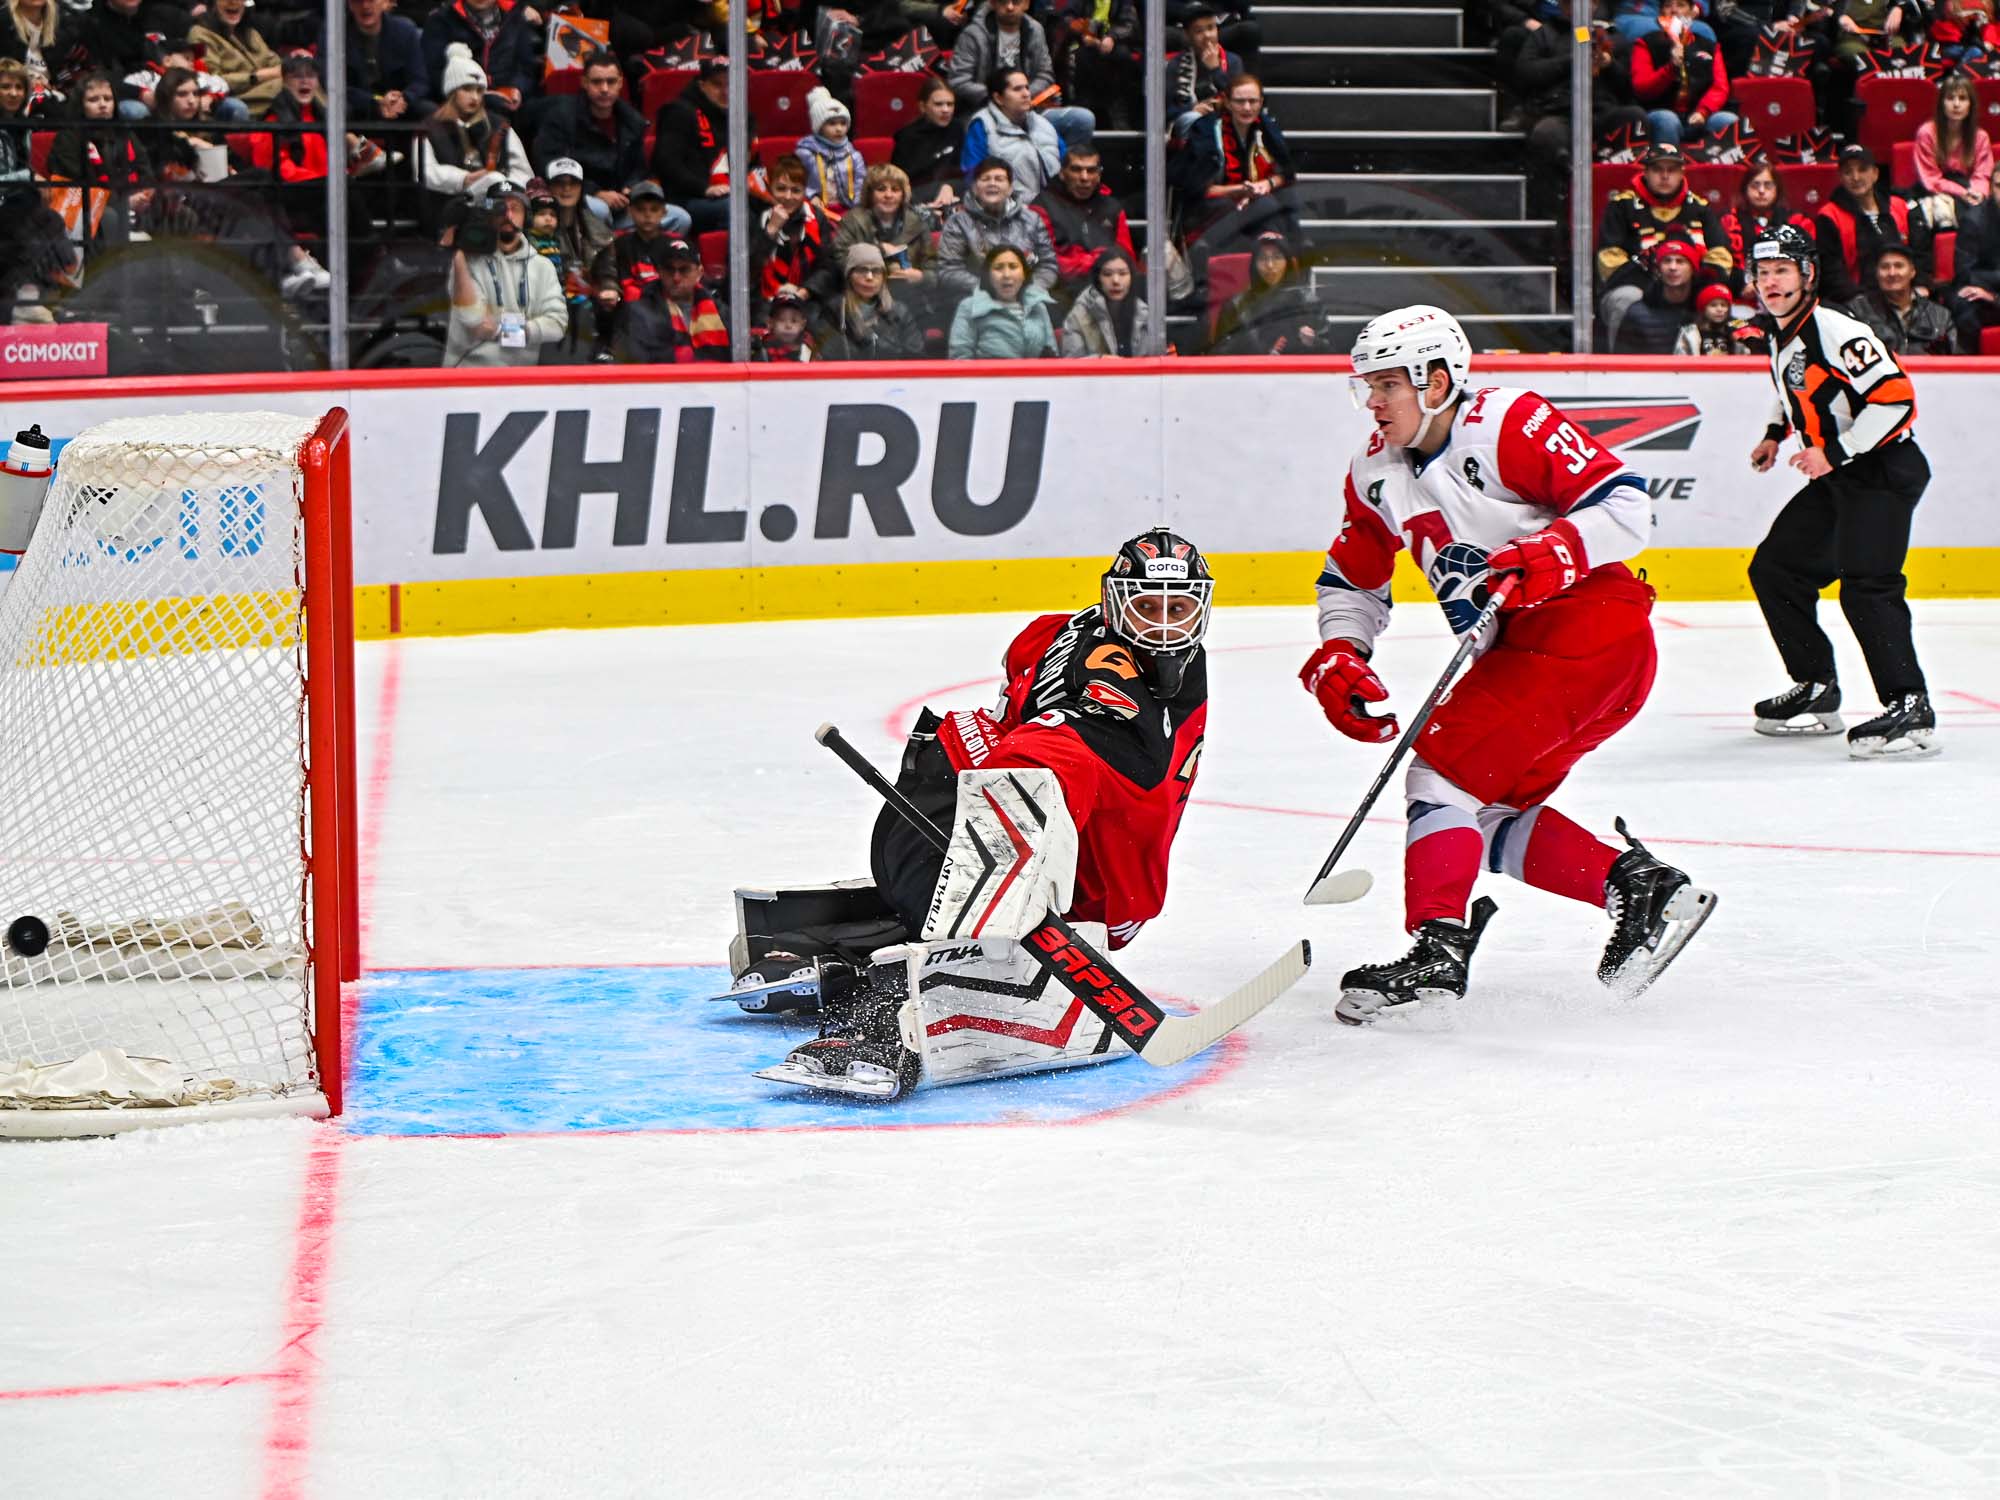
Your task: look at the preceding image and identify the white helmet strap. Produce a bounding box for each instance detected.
[1409,361,1457,449]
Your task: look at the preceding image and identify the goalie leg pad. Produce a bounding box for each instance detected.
[890,928,1129,1090]
[921,768,1079,944]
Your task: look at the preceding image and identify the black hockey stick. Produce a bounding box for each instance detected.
[1303,573,1517,906]
[815,723,1308,1066]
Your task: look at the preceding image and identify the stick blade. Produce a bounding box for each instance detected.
[1140,939,1312,1067]
[1304,868,1375,907]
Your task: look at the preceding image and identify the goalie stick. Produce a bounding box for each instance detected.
[814,723,1309,1067]
[1303,574,1517,907]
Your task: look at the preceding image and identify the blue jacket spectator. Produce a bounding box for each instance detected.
[961,71,1064,199]
[422,0,542,106]
[323,0,435,122]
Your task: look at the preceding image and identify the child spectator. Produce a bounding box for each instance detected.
[752,152,835,315]
[1061,245,1151,355]
[544,156,611,349]
[260,52,374,193]
[1164,5,1239,140]
[961,65,1065,200]
[815,241,921,359]
[537,49,647,227]
[524,179,564,276]
[1030,139,1136,298]
[1047,0,1139,130]
[47,68,147,259]
[797,86,865,216]
[1170,72,1294,252]
[1913,74,1993,235]
[892,74,963,208]
[1628,0,1738,154]
[1671,281,1735,353]
[1210,229,1329,354]
[946,0,1096,146]
[1612,237,1700,352]
[1595,141,1729,348]
[1816,144,1926,304]
[936,156,1058,296]
[326,0,436,124]
[419,43,532,220]
[755,283,815,361]
[591,186,723,362]
[3,0,85,103]
[189,0,282,117]
[949,242,1057,357]
[649,57,742,237]
[1849,239,1958,354]
[1719,158,1813,296]
[420,0,540,113]
[826,162,935,300]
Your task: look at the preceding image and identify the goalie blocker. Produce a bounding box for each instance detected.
[727,528,1248,1100]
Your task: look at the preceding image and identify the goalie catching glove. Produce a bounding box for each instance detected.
[921,767,1079,944]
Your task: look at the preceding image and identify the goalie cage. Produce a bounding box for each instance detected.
[0,409,357,1138]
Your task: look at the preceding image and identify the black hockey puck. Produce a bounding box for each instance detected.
[6,915,49,958]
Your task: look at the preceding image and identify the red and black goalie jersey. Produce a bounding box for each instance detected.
[932,606,1208,948]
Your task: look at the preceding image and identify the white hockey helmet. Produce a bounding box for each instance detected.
[1349,304,1474,447]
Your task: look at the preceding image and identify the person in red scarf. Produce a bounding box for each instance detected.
[1169,71,1294,254]
[1594,141,1730,348]
[750,153,834,320]
[1628,0,1739,156]
[650,56,748,238]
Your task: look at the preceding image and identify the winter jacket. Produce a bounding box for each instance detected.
[537,92,649,199]
[447,237,569,366]
[1844,288,1958,356]
[1,7,87,92]
[1211,281,1330,355]
[46,111,145,187]
[1630,24,1727,119]
[1060,284,1151,356]
[419,112,532,199]
[893,114,965,197]
[1030,180,1137,290]
[590,226,679,302]
[1815,188,1924,303]
[949,282,1058,358]
[1596,175,1730,290]
[935,194,1059,295]
[1611,278,1697,354]
[751,198,836,305]
[1913,121,1994,202]
[825,203,937,297]
[945,6,1058,111]
[650,89,743,206]
[1508,17,1570,118]
[960,100,1063,199]
[323,12,436,121]
[794,130,865,213]
[1171,108,1294,238]
[1163,43,1240,121]
[421,0,542,104]
[77,0,163,95]
[813,293,921,359]
[188,15,285,112]
[256,90,331,182]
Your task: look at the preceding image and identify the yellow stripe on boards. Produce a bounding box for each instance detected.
[349,548,2000,640]
[20,591,299,666]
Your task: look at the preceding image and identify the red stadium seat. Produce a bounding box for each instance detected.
[698,230,729,281]
[853,135,893,171]
[1855,76,1937,163]
[545,68,583,97]
[1205,251,1251,340]
[855,71,925,135]
[1684,163,1744,211]
[640,68,696,120]
[1777,162,1838,214]
[1977,77,2000,136]
[1890,139,1918,190]
[750,69,819,140]
[1732,77,1817,141]
[30,130,54,176]
[1934,229,1956,284]
[755,136,792,172]
[1981,326,2000,356]
[1592,160,1640,224]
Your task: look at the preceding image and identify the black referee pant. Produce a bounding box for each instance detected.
[1748,438,1930,701]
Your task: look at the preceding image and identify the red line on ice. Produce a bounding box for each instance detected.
[1195,798,2000,861]
[0,1370,285,1402]
[1945,689,2000,712]
[256,1133,345,1500]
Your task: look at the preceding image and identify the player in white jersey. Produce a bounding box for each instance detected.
[1300,305,1715,1022]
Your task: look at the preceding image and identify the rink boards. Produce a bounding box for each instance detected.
[2,356,1996,635]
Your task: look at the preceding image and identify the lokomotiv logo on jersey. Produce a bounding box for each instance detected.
[1428,542,1494,637]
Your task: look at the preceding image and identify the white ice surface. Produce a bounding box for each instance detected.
[4,600,1999,1498]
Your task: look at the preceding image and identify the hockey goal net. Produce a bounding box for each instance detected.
[0,409,356,1137]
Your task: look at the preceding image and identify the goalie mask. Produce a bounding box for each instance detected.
[1101,529,1214,693]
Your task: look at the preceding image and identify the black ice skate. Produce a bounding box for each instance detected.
[1847,691,1939,761]
[707,951,823,1014]
[754,962,922,1100]
[1753,680,1843,737]
[1599,818,1717,998]
[1337,898,1498,1026]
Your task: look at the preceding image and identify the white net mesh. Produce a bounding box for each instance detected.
[0,412,329,1129]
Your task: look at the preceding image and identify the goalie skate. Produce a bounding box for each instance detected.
[755,1040,912,1100]
[704,954,823,1014]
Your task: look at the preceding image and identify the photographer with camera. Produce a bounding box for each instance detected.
[446,177,568,367]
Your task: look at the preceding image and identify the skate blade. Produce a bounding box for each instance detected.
[1605,887,1718,1000]
[753,1061,902,1099]
[704,971,820,1012]
[1847,729,1940,761]
[1754,713,1843,737]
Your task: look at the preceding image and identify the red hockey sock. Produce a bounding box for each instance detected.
[1514,805,1621,910]
[1404,818,1484,932]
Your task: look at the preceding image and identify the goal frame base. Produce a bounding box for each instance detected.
[0,1090,330,1140]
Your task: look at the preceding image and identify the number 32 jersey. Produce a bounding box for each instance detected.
[1317,386,1653,650]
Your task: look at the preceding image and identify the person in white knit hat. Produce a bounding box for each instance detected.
[418,42,532,208]
[795,84,866,216]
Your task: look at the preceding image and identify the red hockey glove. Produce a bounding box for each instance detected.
[1299,638,1397,743]
[1487,520,1586,609]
